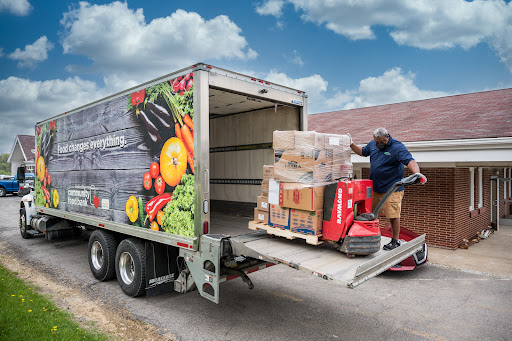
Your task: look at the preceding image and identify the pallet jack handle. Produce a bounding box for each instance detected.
[371,173,427,217]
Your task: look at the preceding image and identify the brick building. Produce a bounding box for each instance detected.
[309,88,512,249]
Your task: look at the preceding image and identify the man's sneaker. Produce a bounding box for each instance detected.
[383,239,401,250]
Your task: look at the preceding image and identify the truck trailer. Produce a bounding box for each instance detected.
[18,64,425,303]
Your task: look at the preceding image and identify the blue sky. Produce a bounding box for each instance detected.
[1,0,511,155]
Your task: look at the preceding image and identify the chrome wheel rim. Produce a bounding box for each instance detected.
[119,252,134,285]
[20,213,26,234]
[91,241,104,270]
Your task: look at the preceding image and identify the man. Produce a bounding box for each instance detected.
[349,128,424,250]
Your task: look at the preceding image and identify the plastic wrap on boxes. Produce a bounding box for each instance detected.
[273,130,352,183]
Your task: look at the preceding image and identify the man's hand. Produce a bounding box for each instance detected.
[346,133,353,146]
[415,173,427,184]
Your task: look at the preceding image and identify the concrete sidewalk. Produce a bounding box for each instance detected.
[427,224,512,277]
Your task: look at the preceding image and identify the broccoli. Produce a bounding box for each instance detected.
[162,174,195,237]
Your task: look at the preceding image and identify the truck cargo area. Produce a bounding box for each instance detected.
[208,86,301,235]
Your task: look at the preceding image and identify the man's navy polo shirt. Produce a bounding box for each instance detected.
[361,135,414,193]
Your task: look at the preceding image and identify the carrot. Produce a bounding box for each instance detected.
[186,148,195,174]
[183,114,194,131]
[181,124,194,155]
[175,123,182,139]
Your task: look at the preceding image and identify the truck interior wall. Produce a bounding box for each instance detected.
[209,105,299,204]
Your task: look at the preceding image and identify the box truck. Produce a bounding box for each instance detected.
[18,64,425,303]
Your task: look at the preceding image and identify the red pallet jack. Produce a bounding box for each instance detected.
[322,173,427,256]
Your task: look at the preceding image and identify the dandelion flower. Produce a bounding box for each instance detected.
[28,310,32,312]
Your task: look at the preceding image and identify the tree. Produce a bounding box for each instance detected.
[0,153,11,175]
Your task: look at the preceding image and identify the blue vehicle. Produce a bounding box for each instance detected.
[0,172,34,197]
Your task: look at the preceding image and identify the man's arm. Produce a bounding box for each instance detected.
[348,134,363,156]
[407,159,420,174]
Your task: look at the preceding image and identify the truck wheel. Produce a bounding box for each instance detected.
[88,230,118,281]
[0,187,6,197]
[115,238,146,297]
[19,208,32,239]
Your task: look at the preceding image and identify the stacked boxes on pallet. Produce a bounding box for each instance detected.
[253,130,352,236]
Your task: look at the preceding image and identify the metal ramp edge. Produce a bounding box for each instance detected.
[229,231,426,288]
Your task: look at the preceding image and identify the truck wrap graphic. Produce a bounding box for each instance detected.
[35,73,195,238]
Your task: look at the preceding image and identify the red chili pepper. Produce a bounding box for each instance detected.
[131,89,145,106]
[145,193,172,221]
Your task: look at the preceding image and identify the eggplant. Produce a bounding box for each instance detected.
[146,102,172,128]
[139,109,161,143]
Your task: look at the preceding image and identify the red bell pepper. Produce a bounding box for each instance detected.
[145,193,172,221]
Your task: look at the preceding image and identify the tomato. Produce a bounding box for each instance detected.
[186,79,193,91]
[126,196,139,223]
[49,120,56,130]
[143,172,152,190]
[150,162,159,178]
[150,221,159,231]
[157,210,164,226]
[47,173,51,185]
[130,89,145,106]
[45,168,49,181]
[155,176,165,195]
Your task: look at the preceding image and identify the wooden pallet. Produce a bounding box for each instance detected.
[248,221,323,246]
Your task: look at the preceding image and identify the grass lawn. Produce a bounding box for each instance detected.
[0,263,110,340]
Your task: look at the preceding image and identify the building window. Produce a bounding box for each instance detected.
[509,168,511,199]
[478,168,483,208]
[469,167,475,211]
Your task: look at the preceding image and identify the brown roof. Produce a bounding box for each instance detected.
[308,88,512,143]
[17,135,35,161]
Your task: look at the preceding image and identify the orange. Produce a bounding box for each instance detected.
[160,137,187,187]
[150,221,159,231]
[37,156,45,182]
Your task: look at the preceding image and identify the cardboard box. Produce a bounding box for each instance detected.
[332,148,353,179]
[262,165,274,181]
[294,131,324,149]
[273,130,295,150]
[269,204,290,229]
[290,209,323,235]
[257,195,269,212]
[274,149,333,184]
[279,182,325,211]
[254,208,269,224]
[261,180,269,196]
[324,134,350,150]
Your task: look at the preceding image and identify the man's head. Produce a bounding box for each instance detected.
[373,127,389,150]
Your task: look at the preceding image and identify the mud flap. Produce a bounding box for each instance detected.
[145,242,179,297]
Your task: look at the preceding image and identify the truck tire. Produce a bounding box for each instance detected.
[88,230,118,281]
[0,187,6,197]
[19,208,32,239]
[115,238,146,297]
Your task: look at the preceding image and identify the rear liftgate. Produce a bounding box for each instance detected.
[229,231,425,288]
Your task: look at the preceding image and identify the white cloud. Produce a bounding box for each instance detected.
[0,76,103,154]
[8,36,54,68]
[60,1,257,92]
[256,0,512,72]
[291,50,304,66]
[256,0,285,17]
[264,70,327,111]
[0,0,32,16]
[328,68,450,110]
[262,67,449,113]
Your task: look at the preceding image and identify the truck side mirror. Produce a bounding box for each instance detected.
[17,166,25,185]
